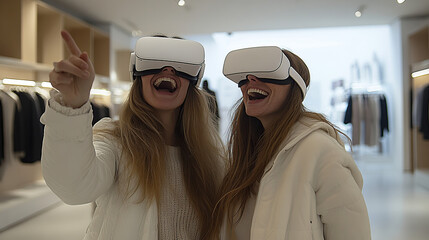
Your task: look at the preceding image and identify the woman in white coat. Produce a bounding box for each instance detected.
[41,31,223,240]
[209,46,371,240]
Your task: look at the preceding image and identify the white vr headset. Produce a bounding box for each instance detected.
[223,46,307,98]
[129,37,205,86]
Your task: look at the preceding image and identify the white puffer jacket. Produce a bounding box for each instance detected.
[222,117,371,240]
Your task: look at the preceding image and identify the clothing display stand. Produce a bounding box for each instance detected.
[0,82,60,232]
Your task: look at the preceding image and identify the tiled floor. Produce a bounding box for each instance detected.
[357,159,429,240]
[1,158,429,240]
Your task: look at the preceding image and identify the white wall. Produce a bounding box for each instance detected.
[188,26,397,158]
[109,24,134,84]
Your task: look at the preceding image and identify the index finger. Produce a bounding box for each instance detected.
[61,30,82,56]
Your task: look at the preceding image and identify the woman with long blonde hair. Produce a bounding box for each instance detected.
[210,46,371,239]
[41,31,223,240]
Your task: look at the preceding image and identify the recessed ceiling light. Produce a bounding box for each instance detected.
[355,10,362,17]
[355,5,365,18]
[178,0,185,6]
[397,0,406,3]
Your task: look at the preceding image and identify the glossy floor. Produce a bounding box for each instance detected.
[0,159,429,240]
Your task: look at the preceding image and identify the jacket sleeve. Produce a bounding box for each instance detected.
[314,143,371,240]
[41,101,118,205]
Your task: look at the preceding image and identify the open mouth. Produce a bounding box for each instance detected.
[153,77,177,93]
[248,88,268,100]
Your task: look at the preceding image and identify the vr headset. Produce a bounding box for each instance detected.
[129,37,205,86]
[223,46,307,98]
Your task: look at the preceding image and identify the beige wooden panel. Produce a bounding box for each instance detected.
[93,30,110,76]
[21,0,37,63]
[0,65,35,80]
[37,3,63,65]
[412,74,429,170]
[0,0,21,59]
[409,27,429,65]
[63,16,92,59]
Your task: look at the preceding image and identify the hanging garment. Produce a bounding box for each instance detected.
[379,94,389,137]
[363,95,380,146]
[413,86,426,128]
[12,90,43,163]
[344,95,352,125]
[0,99,4,174]
[352,94,363,146]
[344,93,389,146]
[91,101,111,126]
[0,90,21,179]
[419,85,429,139]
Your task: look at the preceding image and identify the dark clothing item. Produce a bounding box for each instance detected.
[344,95,352,124]
[0,100,4,163]
[91,101,111,126]
[379,95,389,137]
[419,86,429,139]
[12,91,43,163]
[13,103,25,154]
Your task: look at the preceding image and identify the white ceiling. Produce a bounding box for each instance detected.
[43,0,429,36]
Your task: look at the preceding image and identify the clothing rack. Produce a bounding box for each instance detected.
[343,86,389,155]
[0,82,60,232]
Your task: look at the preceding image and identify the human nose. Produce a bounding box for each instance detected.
[247,75,259,82]
[162,66,176,74]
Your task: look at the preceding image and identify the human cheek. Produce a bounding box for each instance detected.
[240,86,247,97]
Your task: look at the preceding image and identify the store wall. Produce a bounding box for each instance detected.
[391,16,429,171]
[109,24,134,83]
[188,25,397,161]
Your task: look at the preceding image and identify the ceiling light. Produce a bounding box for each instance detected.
[90,89,111,96]
[355,10,362,17]
[412,68,429,78]
[2,78,36,86]
[397,0,406,3]
[41,82,52,88]
[355,5,365,18]
[178,0,185,7]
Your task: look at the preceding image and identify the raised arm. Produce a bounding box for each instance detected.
[41,31,116,205]
[50,30,95,108]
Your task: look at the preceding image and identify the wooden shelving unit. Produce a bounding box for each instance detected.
[0,0,111,78]
[0,0,22,60]
[93,29,110,77]
[409,26,429,189]
[37,2,63,66]
[0,0,114,227]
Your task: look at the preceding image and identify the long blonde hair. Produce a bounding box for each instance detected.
[105,77,224,239]
[209,49,346,238]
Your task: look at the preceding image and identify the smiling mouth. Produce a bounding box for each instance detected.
[248,88,268,100]
[153,77,177,93]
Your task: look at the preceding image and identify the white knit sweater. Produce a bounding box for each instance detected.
[158,146,199,239]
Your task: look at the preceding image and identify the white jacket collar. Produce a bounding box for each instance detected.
[280,116,345,152]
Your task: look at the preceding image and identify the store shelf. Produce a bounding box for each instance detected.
[37,2,63,65]
[0,1,113,225]
[93,29,110,77]
[0,56,51,72]
[0,0,22,59]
